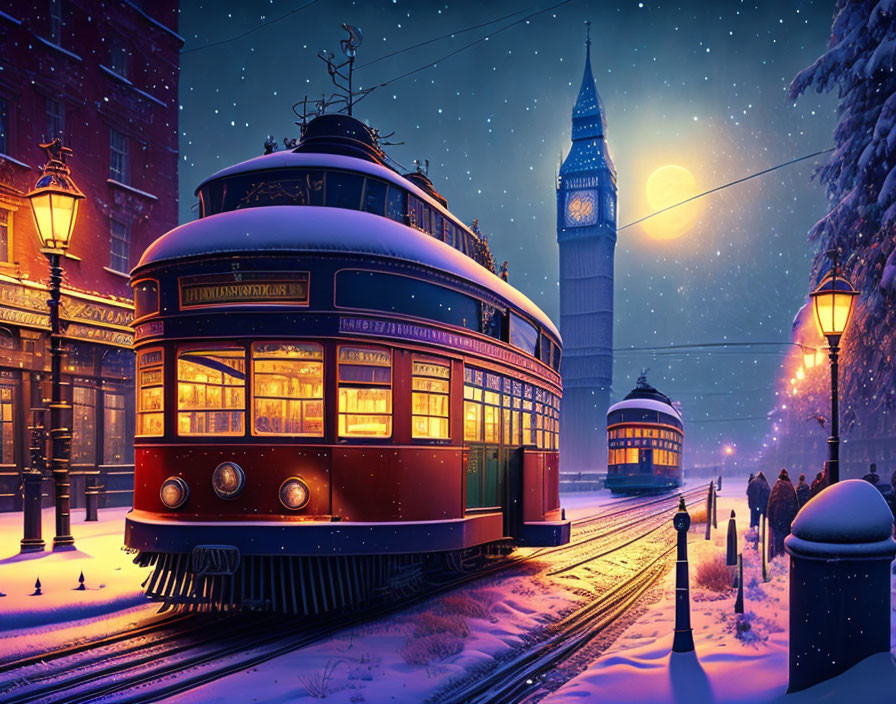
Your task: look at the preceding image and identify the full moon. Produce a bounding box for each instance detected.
[644,165,700,240]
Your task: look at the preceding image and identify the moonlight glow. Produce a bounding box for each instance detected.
[643,165,700,240]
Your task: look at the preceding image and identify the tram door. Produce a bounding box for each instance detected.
[639,449,653,473]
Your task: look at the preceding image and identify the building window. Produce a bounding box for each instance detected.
[0,97,8,155]
[252,343,324,436]
[136,348,164,436]
[108,38,128,78]
[463,368,483,442]
[109,219,130,273]
[337,346,391,438]
[48,0,62,44]
[0,209,11,264]
[109,128,129,184]
[103,391,127,463]
[71,383,97,465]
[177,347,246,436]
[46,97,64,141]
[411,358,449,440]
[0,384,13,464]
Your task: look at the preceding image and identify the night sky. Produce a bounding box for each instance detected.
[177,0,838,467]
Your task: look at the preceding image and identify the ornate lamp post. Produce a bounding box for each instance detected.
[25,139,84,551]
[810,251,858,485]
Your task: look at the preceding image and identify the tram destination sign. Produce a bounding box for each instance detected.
[339,316,561,385]
[179,272,310,308]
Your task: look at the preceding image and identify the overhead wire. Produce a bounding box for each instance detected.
[180,0,322,55]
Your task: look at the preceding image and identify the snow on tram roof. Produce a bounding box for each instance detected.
[135,206,561,341]
[606,398,683,421]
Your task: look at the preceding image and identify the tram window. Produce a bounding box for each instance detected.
[509,313,538,356]
[177,348,246,436]
[252,343,324,436]
[133,280,159,320]
[385,186,406,223]
[625,448,639,464]
[336,270,481,333]
[412,358,450,440]
[338,346,392,438]
[408,196,424,230]
[326,171,364,210]
[362,178,388,216]
[137,348,164,437]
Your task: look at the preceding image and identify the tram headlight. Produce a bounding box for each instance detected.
[160,476,189,509]
[212,461,245,499]
[279,477,310,511]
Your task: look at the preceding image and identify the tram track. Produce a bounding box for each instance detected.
[0,484,709,703]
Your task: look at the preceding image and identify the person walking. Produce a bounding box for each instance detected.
[767,468,799,560]
[756,471,771,518]
[795,473,810,508]
[863,463,881,485]
[746,473,762,528]
[809,470,826,500]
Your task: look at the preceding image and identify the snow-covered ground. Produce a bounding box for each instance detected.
[544,490,896,704]
[0,506,156,651]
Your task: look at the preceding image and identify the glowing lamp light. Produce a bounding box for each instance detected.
[25,140,84,252]
[811,270,858,343]
[803,349,817,369]
[723,445,735,456]
[796,367,805,380]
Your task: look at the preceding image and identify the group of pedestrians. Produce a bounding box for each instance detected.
[746,468,821,560]
[746,463,896,560]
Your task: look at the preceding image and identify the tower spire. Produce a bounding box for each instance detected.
[572,20,606,141]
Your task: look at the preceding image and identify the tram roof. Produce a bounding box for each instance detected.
[195,151,456,224]
[134,206,561,340]
[606,398,682,422]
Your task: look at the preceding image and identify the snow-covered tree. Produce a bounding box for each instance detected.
[789,0,896,433]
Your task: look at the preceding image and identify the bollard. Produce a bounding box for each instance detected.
[717,475,723,492]
[76,571,85,590]
[734,554,744,613]
[712,484,718,529]
[761,514,769,582]
[20,469,45,553]
[785,480,896,693]
[672,495,695,652]
[726,510,737,567]
[85,472,99,522]
[32,577,42,596]
[704,484,712,540]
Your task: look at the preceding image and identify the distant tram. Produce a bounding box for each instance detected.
[605,374,683,493]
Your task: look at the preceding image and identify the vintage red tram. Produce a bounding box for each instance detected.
[124,114,569,613]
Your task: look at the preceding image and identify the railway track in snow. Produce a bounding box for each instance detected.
[0,484,709,703]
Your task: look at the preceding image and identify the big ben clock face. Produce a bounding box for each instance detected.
[565,190,598,227]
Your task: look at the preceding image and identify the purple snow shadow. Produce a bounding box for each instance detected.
[0,549,93,565]
[669,650,715,704]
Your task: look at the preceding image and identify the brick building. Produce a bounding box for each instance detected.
[0,1,181,510]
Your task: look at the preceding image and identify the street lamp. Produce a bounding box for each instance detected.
[25,139,84,551]
[810,251,858,485]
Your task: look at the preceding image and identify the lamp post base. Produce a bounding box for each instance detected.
[20,538,46,553]
[52,535,76,551]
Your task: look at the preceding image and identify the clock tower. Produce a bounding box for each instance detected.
[557,25,617,474]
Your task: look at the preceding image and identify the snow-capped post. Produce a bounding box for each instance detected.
[20,468,45,554]
[712,484,718,529]
[84,470,99,522]
[760,515,769,582]
[785,480,896,693]
[726,510,737,567]
[704,484,712,540]
[76,571,85,590]
[734,554,744,614]
[672,495,695,653]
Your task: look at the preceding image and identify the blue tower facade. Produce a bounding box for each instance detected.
[556,33,617,473]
